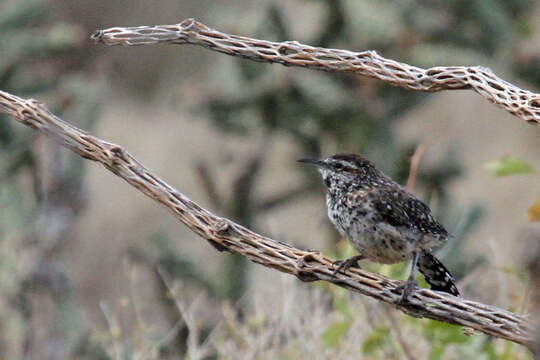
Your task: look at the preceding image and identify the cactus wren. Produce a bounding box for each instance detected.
[299,153,460,301]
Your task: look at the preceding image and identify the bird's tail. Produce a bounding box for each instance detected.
[418,251,460,297]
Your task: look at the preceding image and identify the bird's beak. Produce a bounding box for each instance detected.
[297,158,326,167]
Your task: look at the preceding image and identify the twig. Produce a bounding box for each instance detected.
[90,19,540,125]
[383,305,417,360]
[0,90,534,349]
[157,267,212,360]
[406,143,427,192]
[99,301,122,360]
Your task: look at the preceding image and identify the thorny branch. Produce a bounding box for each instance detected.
[0,90,534,349]
[91,18,540,125]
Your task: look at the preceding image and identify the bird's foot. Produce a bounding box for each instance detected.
[396,279,418,304]
[332,255,363,275]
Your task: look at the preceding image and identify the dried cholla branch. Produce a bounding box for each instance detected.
[0,90,534,349]
[90,19,540,125]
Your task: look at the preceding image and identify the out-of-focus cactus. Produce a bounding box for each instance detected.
[0,0,105,358]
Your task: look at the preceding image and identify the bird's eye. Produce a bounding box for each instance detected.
[334,163,344,170]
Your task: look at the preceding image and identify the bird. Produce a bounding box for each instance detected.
[298,153,460,301]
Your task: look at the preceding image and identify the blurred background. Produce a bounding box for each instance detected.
[1,0,539,358]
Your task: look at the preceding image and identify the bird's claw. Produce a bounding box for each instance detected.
[332,255,362,276]
[396,279,418,304]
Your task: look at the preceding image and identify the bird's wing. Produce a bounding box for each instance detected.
[364,186,448,237]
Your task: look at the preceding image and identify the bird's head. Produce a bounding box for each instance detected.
[298,153,390,190]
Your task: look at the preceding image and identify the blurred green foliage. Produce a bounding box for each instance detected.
[485,155,534,177]
[322,289,353,348]
[485,155,539,223]
[362,326,392,355]
[322,320,353,348]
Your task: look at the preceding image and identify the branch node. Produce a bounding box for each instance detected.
[295,253,321,282]
[90,30,103,42]
[214,220,232,235]
[207,220,234,252]
[180,18,197,30]
[108,145,128,165]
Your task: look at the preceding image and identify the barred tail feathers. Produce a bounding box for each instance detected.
[418,251,460,297]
